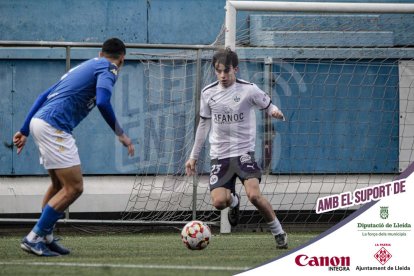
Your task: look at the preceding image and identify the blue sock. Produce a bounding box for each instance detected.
[40,207,65,235]
[32,204,64,237]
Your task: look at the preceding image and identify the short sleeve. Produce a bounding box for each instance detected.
[199,92,211,118]
[251,84,272,110]
[96,62,118,92]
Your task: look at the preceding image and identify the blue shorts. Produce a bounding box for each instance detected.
[209,152,262,193]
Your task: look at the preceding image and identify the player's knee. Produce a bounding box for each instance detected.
[68,181,84,198]
[51,181,62,191]
[212,198,227,210]
[247,193,261,206]
[74,184,84,197]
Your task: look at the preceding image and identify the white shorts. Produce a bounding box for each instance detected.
[30,118,81,170]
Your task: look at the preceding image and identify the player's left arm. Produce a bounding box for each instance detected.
[96,87,124,135]
[267,105,285,121]
[96,87,134,157]
[96,63,134,157]
[251,84,285,121]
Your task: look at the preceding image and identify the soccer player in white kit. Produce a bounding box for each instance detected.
[185,48,288,249]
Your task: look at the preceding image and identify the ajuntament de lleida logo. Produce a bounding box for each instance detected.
[380,206,389,219]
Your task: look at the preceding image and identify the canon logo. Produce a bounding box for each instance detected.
[295,254,350,267]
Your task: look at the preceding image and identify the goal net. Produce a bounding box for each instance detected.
[121,50,220,224]
[122,2,414,232]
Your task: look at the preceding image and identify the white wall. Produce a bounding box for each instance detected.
[0,174,395,214]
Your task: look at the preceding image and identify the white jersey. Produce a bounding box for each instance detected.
[200,79,272,159]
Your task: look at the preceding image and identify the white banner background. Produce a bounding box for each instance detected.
[238,172,413,275]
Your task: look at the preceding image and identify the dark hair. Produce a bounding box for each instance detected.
[102,38,126,59]
[212,47,238,69]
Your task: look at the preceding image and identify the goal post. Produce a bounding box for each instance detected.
[225,1,414,50]
[217,0,414,232]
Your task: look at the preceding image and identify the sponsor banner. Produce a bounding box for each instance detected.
[238,171,413,275]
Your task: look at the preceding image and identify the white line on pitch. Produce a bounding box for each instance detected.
[0,261,249,271]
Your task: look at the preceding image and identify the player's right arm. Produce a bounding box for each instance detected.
[13,132,27,155]
[13,85,55,154]
[186,86,212,176]
[185,117,211,176]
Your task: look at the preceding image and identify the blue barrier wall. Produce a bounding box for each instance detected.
[270,60,399,173]
[0,0,411,175]
[0,0,225,44]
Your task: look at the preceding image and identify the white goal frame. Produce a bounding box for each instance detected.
[225,1,414,50]
[221,0,414,233]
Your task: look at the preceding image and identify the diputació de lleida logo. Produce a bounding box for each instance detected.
[380,206,389,219]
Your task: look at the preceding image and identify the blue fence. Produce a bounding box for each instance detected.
[1,0,412,175]
[0,49,403,175]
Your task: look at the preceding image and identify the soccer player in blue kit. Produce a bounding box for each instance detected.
[13,38,135,256]
[185,48,288,249]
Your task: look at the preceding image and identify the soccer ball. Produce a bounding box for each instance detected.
[181,220,211,250]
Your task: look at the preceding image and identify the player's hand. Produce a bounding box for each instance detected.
[13,131,27,155]
[271,109,285,121]
[118,133,135,157]
[185,159,197,176]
